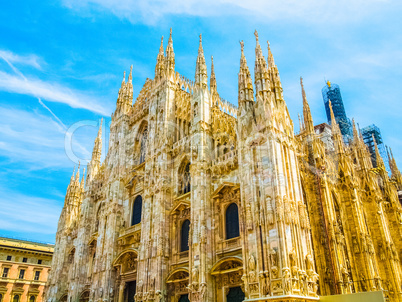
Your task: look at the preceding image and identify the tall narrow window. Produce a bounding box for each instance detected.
[13,295,19,302]
[131,196,142,226]
[22,257,27,263]
[226,203,240,239]
[29,296,35,302]
[2,267,9,278]
[19,269,25,279]
[140,127,148,164]
[179,161,191,195]
[34,271,40,281]
[181,220,190,252]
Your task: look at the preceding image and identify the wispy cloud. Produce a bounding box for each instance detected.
[0,50,42,69]
[0,187,60,235]
[0,70,110,115]
[62,0,396,25]
[0,106,94,169]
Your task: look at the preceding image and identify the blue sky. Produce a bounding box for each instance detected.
[1,0,401,243]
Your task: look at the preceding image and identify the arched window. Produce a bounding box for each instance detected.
[179,162,191,195]
[13,295,19,302]
[29,296,35,302]
[140,127,148,164]
[0,293,3,302]
[131,196,142,226]
[226,203,240,239]
[180,220,190,252]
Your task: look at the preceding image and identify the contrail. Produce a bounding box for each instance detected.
[0,53,92,161]
[38,98,67,130]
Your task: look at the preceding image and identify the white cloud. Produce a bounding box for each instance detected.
[0,70,110,115]
[0,188,60,235]
[0,50,42,69]
[0,106,97,169]
[62,0,395,25]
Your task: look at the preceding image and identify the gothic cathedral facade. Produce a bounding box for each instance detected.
[45,30,402,302]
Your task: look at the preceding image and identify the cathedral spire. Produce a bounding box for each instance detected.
[75,161,80,182]
[329,100,344,153]
[210,55,217,96]
[88,119,103,181]
[373,134,385,169]
[238,40,254,104]
[165,28,175,75]
[155,36,165,79]
[93,119,102,163]
[195,34,207,87]
[388,147,402,186]
[298,113,304,132]
[71,165,76,183]
[301,77,314,134]
[81,167,85,189]
[267,41,275,69]
[352,119,361,146]
[254,30,269,95]
[122,70,126,84]
[128,65,132,84]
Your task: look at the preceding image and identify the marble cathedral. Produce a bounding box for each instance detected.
[45,30,402,302]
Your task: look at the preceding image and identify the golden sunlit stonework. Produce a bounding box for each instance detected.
[45,30,402,302]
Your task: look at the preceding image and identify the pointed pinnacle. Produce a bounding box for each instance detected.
[329,100,336,125]
[210,55,217,93]
[372,134,384,166]
[81,168,85,187]
[122,71,126,83]
[128,65,133,83]
[300,77,307,102]
[254,30,259,43]
[386,145,392,161]
[298,113,303,132]
[159,36,164,53]
[75,161,80,183]
[97,118,103,138]
[352,119,359,141]
[211,56,215,73]
[198,34,203,53]
[71,165,76,181]
[167,28,173,46]
[267,40,275,68]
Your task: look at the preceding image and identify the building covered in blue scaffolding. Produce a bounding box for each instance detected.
[361,124,391,173]
[322,81,352,143]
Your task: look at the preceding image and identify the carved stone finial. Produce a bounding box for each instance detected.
[254,30,259,42]
[240,40,244,52]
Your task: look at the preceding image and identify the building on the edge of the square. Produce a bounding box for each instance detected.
[0,237,54,302]
[45,29,402,302]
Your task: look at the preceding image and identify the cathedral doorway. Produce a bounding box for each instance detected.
[226,287,245,302]
[178,294,189,302]
[125,281,136,302]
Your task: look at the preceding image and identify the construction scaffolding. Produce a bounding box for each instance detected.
[322,82,352,142]
[361,124,391,174]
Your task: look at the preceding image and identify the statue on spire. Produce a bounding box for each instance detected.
[254,30,259,42]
